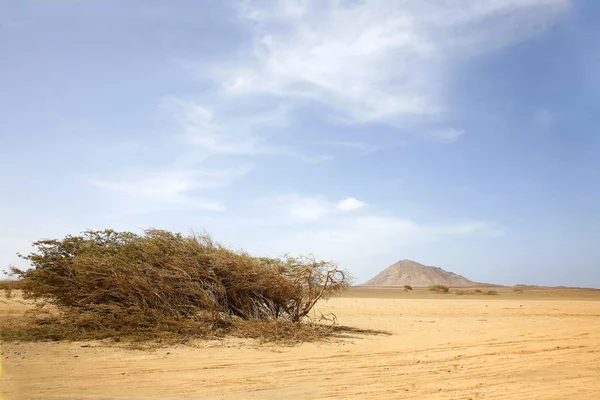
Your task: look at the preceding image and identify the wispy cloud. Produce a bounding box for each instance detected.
[336,197,366,211]
[91,1,569,222]
[281,216,502,254]
[89,95,291,214]
[257,194,367,223]
[161,0,569,171]
[162,97,291,156]
[90,166,250,213]
[213,0,569,126]
[245,193,503,265]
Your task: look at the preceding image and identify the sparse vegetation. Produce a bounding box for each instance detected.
[474,289,483,294]
[429,284,449,294]
[0,279,24,298]
[0,279,24,290]
[403,284,413,291]
[513,288,524,294]
[485,290,499,296]
[2,229,352,343]
[455,289,475,295]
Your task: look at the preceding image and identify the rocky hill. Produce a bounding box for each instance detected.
[363,259,477,287]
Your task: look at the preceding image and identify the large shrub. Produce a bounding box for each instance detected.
[9,229,350,340]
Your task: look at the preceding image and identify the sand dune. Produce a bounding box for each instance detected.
[2,287,600,399]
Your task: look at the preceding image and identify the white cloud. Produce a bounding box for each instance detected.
[284,216,500,254]
[90,166,250,213]
[259,194,334,222]
[216,0,568,125]
[337,197,366,211]
[163,0,569,169]
[162,97,290,156]
[258,194,366,223]
[246,193,502,266]
[239,211,503,276]
[163,97,344,162]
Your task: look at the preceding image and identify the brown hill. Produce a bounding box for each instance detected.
[363,259,478,287]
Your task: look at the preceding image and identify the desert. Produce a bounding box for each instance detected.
[2,285,599,400]
[3,1,600,399]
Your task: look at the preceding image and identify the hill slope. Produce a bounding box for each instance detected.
[363,259,477,287]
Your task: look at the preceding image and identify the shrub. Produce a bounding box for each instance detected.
[6,229,351,342]
[455,289,474,295]
[0,280,25,298]
[485,290,498,296]
[429,284,449,294]
[474,289,483,294]
[513,288,523,294]
[403,284,413,291]
[0,280,25,290]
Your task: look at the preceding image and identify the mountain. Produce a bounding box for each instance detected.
[363,259,478,287]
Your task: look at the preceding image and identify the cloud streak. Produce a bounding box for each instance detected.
[257,194,367,223]
[243,193,503,270]
[90,166,251,213]
[337,197,366,211]
[160,0,569,172]
[217,0,569,126]
[162,97,291,156]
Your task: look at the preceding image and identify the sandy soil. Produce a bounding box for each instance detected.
[1,287,599,399]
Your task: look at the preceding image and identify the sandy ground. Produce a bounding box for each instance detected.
[1,287,599,400]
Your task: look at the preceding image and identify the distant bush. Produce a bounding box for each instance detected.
[0,280,25,298]
[429,284,449,294]
[403,284,413,291]
[5,229,352,342]
[485,290,499,296]
[513,288,523,294]
[0,280,25,290]
[455,289,475,295]
[474,289,483,294]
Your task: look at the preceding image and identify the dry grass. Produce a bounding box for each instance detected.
[485,290,499,295]
[429,284,450,294]
[0,312,364,344]
[3,229,352,343]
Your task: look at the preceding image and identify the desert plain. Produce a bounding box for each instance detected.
[1,286,599,400]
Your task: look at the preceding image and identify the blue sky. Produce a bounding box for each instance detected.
[1,0,599,287]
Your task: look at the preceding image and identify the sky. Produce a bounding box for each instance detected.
[1,0,599,287]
